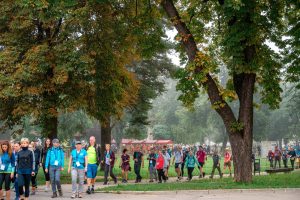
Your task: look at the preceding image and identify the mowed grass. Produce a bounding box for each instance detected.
[98,170,300,192]
[35,155,292,185]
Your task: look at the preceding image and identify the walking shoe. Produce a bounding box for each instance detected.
[71,193,76,199]
[114,179,117,184]
[91,188,95,193]
[58,190,63,197]
[51,192,57,198]
[30,190,35,195]
[135,179,138,183]
[86,188,91,194]
[103,182,108,185]
[149,179,154,183]
[78,193,83,198]
[44,186,49,192]
[203,172,206,178]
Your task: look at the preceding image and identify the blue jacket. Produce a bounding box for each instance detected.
[0,152,15,173]
[45,147,64,168]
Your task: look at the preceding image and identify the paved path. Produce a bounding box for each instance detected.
[27,188,300,200]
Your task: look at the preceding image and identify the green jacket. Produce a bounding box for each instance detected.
[185,155,200,168]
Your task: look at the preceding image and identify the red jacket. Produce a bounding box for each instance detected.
[196,150,206,163]
[156,154,164,169]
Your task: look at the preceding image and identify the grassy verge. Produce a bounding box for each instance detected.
[97,170,300,192]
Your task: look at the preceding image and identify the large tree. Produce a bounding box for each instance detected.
[160,0,285,182]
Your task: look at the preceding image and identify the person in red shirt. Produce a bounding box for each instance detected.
[156,150,166,183]
[223,148,232,176]
[196,146,206,178]
[267,149,275,168]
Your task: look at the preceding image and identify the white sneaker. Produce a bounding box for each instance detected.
[44,186,49,192]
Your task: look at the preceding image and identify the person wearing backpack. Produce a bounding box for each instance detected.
[68,141,87,198]
[45,139,64,198]
[85,136,101,194]
[185,151,200,181]
[101,144,117,185]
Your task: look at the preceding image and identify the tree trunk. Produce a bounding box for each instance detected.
[161,0,256,183]
[221,128,228,154]
[100,118,111,170]
[41,114,58,140]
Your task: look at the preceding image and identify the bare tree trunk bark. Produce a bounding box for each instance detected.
[100,117,111,170]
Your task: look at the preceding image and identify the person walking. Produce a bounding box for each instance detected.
[267,150,275,168]
[147,148,157,182]
[156,150,166,183]
[172,145,183,181]
[102,144,117,185]
[68,141,87,198]
[45,139,64,198]
[274,146,282,168]
[288,147,296,169]
[15,138,36,200]
[133,146,144,183]
[40,138,52,192]
[185,151,200,181]
[162,149,170,180]
[0,141,15,200]
[85,136,101,195]
[209,151,223,179]
[29,142,40,195]
[282,149,288,168]
[196,146,206,178]
[120,149,130,183]
[13,142,21,200]
[181,147,189,178]
[223,148,232,176]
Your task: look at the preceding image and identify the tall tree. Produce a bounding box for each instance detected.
[160,0,285,182]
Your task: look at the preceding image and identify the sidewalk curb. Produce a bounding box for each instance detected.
[95,188,300,195]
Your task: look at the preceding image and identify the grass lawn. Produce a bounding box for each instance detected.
[35,155,293,185]
[98,170,300,192]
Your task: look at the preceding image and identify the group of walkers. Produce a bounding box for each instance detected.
[1,136,102,200]
[1,136,235,200]
[119,145,232,184]
[267,145,297,169]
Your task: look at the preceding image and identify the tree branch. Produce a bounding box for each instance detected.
[161,0,237,130]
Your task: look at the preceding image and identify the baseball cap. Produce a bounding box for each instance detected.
[52,138,59,144]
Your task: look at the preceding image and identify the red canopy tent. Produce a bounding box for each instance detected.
[156,140,173,145]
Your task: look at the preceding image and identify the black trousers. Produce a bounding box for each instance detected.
[0,173,11,191]
[134,164,142,180]
[181,162,185,177]
[31,173,37,188]
[187,167,194,180]
[290,159,295,169]
[104,164,116,183]
[18,174,31,197]
[42,165,50,181]
[283,159,288,168]
[157,169,166,182]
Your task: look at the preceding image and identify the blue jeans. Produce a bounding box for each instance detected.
[49,166,62,193]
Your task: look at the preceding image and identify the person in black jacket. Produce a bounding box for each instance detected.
[40,138,52,192]
[85,136,101,194]
[16,138,35,200]
[29,142,40,195]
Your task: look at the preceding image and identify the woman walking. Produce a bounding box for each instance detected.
[0,141,15,200]
[16,138,36,200]
[156,150,166,183]
[120,149,130,183]
[185,151,200,181]
[68,141,87,198]
[40,138,52,192]
[45,139,64,198]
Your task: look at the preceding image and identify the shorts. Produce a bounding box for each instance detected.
[86,164,98,179]
[224,161,231,167]
[198,162,205,167]
[175,163,182,169]
[121,164,130,171]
